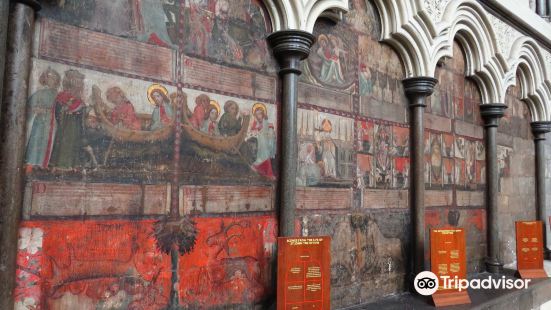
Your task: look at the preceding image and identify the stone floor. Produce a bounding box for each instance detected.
[345,264,551,310]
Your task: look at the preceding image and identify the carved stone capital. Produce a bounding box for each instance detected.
[402,77,438,107]
[480,103,507,128]
[267,30,315,75]
[531,121,551,140]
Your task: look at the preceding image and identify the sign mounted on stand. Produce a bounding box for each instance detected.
[516,221,548,279]
[277,236,331,310]
[430,228,471,307]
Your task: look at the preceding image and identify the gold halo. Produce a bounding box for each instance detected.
[147,84,169,105]
[209,100,221,115]
[252,102,267,116]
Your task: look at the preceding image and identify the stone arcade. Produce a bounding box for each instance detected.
[1,0,551,309]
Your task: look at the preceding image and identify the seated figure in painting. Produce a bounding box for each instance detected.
[25,67,61,170]
[189,94,210,129]
[148,84,173,131]
[297,142,321,186]
[200,100,221,136]
[218,100,242,136]
[106,86,141,131]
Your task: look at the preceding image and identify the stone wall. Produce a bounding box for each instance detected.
[11,0,546,309]
[497,83,537,265]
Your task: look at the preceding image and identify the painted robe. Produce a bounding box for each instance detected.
[297,143,321,186]
[189,104,206,129]
[201,119,220,136]
[359,65,373,97]
[25,88,58,167]
[316,131,337,178]
[149,102,173,131]
[250,119,276,178]
[317,44,345,85]
[110,101,141,130]
[218,113,242,136]
[134,0,173,47]
[49,91,86,168]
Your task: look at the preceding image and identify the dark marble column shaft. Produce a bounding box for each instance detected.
[480,103,507,274]
[403,77,438,277]
[0,1,40,309]
[267,30,315,237]
[531,121,551,259]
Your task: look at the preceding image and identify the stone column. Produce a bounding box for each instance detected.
[402,77,438,276]
[0,1,40,309]
[536,0,547,16]
[480,103,507,274]
[530,121,551,259]
[0,0,10,111]
[267,30,315,237]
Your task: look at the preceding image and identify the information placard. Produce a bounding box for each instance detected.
[516,221,548,279]
[430,228,471,307]
[277,237,331,310]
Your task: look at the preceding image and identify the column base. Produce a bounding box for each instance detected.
[485,257,504,274]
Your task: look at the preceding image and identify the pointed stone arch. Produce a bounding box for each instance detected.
[506,37,551,121]
[261,0,349,32]
[368,0,551,121]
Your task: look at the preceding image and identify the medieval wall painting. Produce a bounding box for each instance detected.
[26,59,176,178]
[296,109,354,186]
[39,0,275,72]
[300,213,407,308]
[305,21,357,91]
[357,120,409,189]
[429,132,443,186]
[15,217,277,309]
[25,60,277,184]
[180,89,277,182]
[344,0,381,37]
[374,124,393,188]
[497,145,512,191]
[358,35,407,123]
[183,0,275,72]
[24,182,170,218]
[180,185,274,214]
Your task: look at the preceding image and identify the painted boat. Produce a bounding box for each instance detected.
[180,100,250,154]
[91,85,174,143]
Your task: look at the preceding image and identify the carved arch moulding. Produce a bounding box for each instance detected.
[366,0,551,121]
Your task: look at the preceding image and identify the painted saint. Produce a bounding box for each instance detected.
[316,34,346,85]
[315,119,337,178]
[25,68,61,169]
[147,84,173,131]
[200,100,221,136]
[218,100,242,136]
[133,0,175,47]
[359,63,373,97]
[49,69,87,169]
[189,94,210,129]
[430,134,443,184]
[375,125,392,187]
[249,103,276,179]
[106,86,141,131]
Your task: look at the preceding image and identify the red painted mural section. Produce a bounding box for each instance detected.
[16,216,277,309]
